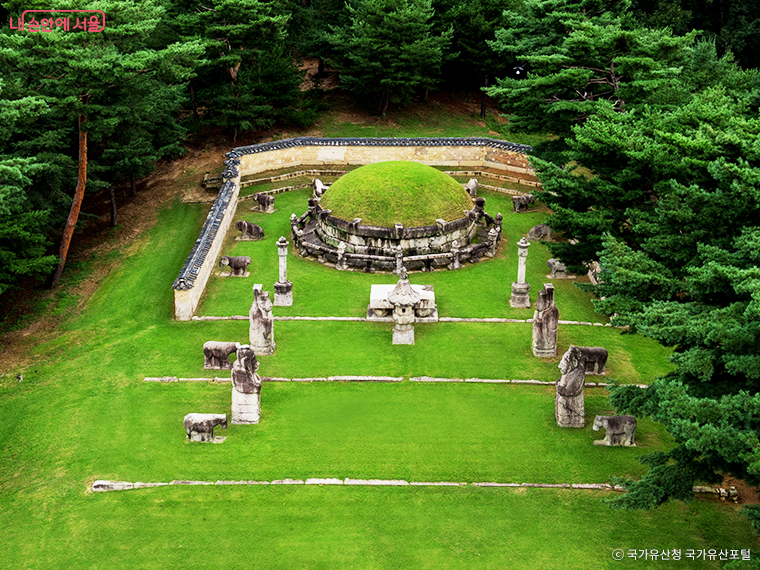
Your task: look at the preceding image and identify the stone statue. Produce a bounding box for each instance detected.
[183,413,227,442]
[313,178,327,199]
[593,415,636,446]
[512,195,534,212]
[577,346,608,374]
[578,346,607,376]
[249,284,275,355]
[464,178,478,197]
[547,258,568,279]
[532,284,559,357]
[528,224,552,241]
[219,255,251,276]
[252,193,275,213]
[236,220,264,241]
[203,341,241,369]
[556,346,586,428]
[231,345,262,424]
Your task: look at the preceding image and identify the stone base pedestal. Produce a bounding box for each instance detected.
[274,281,293,306]
[510,282,531,308]
[392,323,415,345]
[555,392,585,428]
[188,431,214,442]
[231,388,260,424]
[250,341,275,356]
[189,433,226,443]
[532,346,557,358]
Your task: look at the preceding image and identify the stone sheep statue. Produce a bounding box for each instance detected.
[219,255,251,276]
[556,346,586,428]
[577,346,608,375]
[464,178,478,197]
[203,341,241,369]
[593,415,636,446]
[236,220,264,241]
[183,413,227,442]
[528,224,552,241]
[253,193,275,213]
[512,195,535,212]
[547,258,568,279]
[313,178,328,199]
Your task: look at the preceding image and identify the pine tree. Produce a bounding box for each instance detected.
[486,0,695,142]
[326,0,453,116]
[1,0,204,286]
[177,0,304,141]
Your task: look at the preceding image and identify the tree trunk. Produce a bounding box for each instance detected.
[424,88,429,102]
[317,58,324,76]
[130,172,136,197]
[51,114,87,288]
[381,92,389,117]
[481,74,489,119]
[109,186,117,227]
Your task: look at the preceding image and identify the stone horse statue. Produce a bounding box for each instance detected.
[593,415,637,446]
[183,413,227,442]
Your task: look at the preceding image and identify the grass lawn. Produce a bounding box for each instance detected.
[1,485,754,570]
[0,141,756,568]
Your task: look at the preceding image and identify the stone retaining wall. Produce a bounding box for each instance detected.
[172,177,240,320]
[226,137,532,177]
[173,137,533,320]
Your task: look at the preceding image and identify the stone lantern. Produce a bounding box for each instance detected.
[388,270,420,345]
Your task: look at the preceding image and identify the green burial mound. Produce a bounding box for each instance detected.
[319,161,474,228]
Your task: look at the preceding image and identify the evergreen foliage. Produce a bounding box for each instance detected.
[0,0,204,287]
[175,0,307,140]
[326,0,453,116]
[631,0,760,69]
[433,0,515,87]
[488,0,760,516]
[486,0,695,140]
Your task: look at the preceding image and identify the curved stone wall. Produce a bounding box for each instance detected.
[316,212,477,256]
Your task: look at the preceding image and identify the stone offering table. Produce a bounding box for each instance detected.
[366,284,438,322]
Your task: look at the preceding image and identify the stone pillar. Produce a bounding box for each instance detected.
[510,237,531,308]
[532,284,559,357]
[274,236,292,306]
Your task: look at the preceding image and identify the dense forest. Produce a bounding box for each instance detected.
[1,0,759,538]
